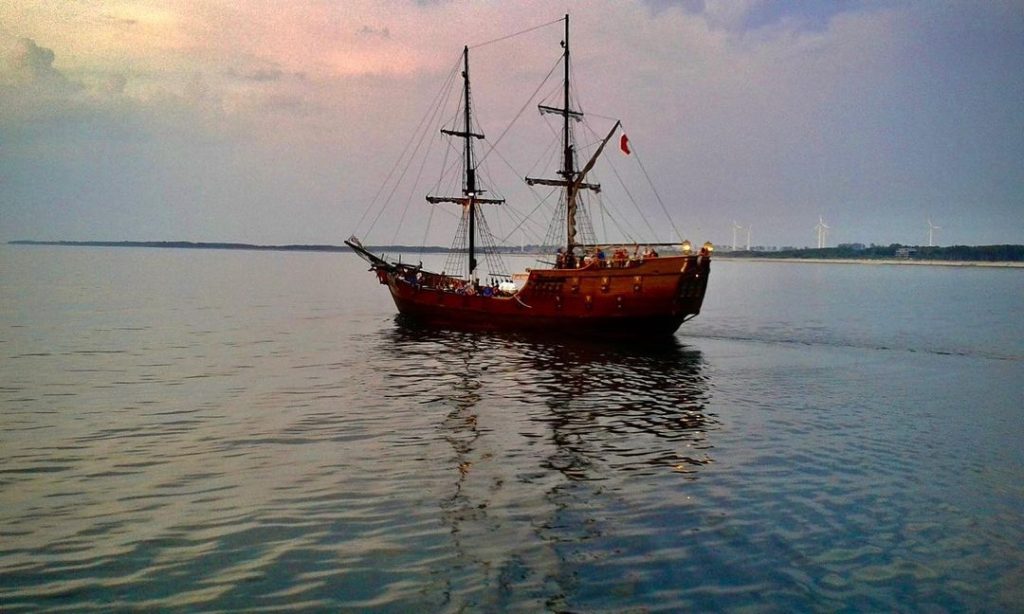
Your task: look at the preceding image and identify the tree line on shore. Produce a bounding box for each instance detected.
[718,243,1024,262]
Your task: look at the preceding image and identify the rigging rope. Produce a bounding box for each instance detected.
[467,17,564,50]
[394,107,447,246]
[384,84,454,244]
[601,153,658,240]
[419,204,436,259]
[475,209,510,278]
[443,207,468,277]
[577,119,659,241]
[361,54,462,239]
[391,66,470,245]
[631,140,684,243]
[498,188,558,245]
[476,56,561,167]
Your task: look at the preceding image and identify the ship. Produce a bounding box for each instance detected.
[346,15,712,338]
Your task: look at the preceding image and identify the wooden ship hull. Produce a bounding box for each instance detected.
[355,246,710,337]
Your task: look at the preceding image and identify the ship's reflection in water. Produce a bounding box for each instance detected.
[377,319,717,609]
[384,319,716,478]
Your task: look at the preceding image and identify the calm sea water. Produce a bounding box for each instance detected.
[2,245,1022,612]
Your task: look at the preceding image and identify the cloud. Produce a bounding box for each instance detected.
[0,1,1020,245]
[3,37,78,93]
[1,30,326,151]
[645,0,705,16]
[223,64,309,85]
[100,13,139,27]
[243,67,285,81]
[104,73,128,95]
[357,25,391,39]
[643,0,878,33]
[1,36,227,145]
[1,37,85,131]
[10,37,56,74]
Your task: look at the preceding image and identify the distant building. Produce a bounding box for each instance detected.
[895,247,917,259]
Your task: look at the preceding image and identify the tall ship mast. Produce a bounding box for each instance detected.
[425,45,505,284]
[346,14,713,338]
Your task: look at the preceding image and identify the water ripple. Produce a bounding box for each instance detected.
[2,250,1021,611]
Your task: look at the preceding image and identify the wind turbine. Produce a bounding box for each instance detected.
[732,220,743,251]
[814,216,830,248]
[927,219,941,247]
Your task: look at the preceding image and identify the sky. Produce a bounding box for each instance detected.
[1,0,1022,249]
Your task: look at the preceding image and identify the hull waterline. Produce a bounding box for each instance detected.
[376,254,710,338]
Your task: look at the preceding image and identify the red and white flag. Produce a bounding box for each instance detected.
[619,133,631,155]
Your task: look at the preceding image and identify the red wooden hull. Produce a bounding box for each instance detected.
[377,255,710,338]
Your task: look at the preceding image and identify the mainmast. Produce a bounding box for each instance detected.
[427,46,503,281]
[525,14,607,256]
[562,14,575,253]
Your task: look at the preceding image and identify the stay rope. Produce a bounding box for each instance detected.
[354,54,462,238]
[467,17,564,50]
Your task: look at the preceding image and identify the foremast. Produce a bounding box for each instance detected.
[426,46,503,282]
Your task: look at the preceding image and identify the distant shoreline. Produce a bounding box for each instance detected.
[5,239,546,257]
[8,240,1024,267]
[719,256,1024,268]
[7,240,429,254]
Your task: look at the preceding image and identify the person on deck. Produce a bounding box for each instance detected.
[613,247,628,268]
